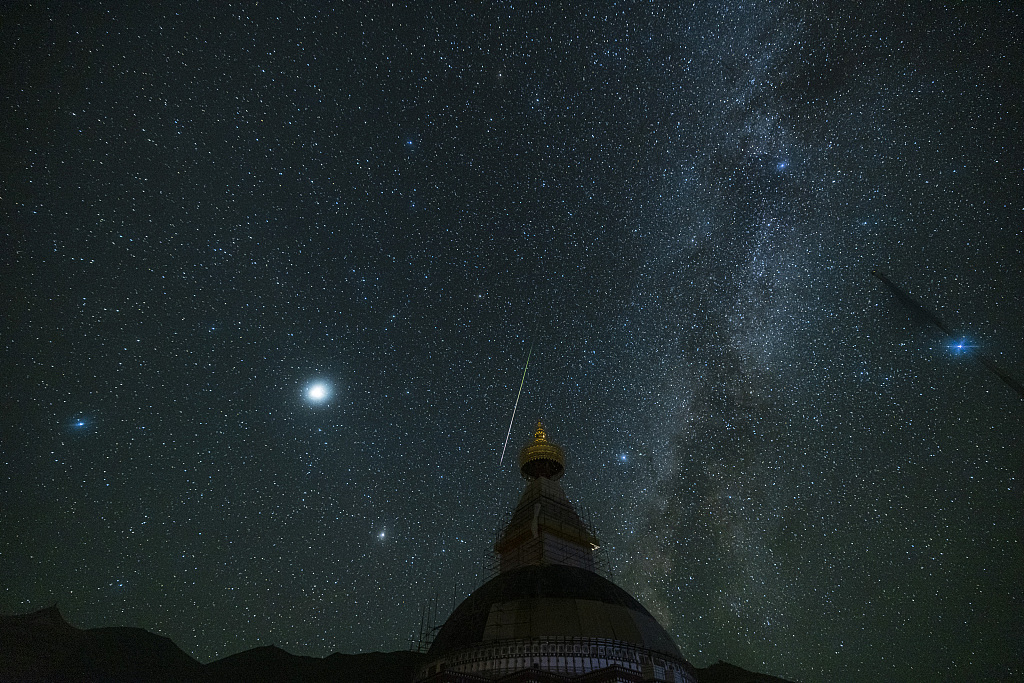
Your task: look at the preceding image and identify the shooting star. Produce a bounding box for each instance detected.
[499,340,534,467]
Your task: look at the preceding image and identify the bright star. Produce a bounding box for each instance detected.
[950,339,974,354]
[306,382,330,402]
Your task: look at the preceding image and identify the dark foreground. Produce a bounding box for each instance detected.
[1,607,796,683]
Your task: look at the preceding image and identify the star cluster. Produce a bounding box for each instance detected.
[2,3,1021,682]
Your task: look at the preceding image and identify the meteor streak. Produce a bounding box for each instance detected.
[499,340,533,467]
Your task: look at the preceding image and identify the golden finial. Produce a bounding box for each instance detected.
[533,421,547,441]
[519,420,565,480]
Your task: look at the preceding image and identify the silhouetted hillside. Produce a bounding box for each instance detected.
[696,661,797,683]
[0,607,797,683]
[0,606,205,682]
[205,644,427,682]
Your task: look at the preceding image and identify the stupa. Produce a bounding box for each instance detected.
[416,422,696,682]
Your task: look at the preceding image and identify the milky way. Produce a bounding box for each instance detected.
[3,3,1021,682]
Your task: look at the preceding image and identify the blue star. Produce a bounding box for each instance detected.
[950,338,974,354]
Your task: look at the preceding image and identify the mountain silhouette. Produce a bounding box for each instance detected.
[1,607,796,683]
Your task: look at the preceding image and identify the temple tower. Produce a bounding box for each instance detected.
[417,422,695,683]
[494,422,600,573]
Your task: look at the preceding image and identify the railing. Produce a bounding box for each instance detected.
[416,635,695,683]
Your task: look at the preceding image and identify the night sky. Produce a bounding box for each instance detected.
[2,2,1022,682]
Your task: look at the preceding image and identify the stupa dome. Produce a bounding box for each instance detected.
[428,564,683,660]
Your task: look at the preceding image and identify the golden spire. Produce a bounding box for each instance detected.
[533,422,547,441]
[518,421,565,480]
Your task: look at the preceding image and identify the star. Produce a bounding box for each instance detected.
[950,339,974,354]
[306,382,330,403]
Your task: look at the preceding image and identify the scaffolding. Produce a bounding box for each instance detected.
[486,494,610,581]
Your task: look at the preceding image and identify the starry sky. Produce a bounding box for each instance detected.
[2,2,1022,682]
